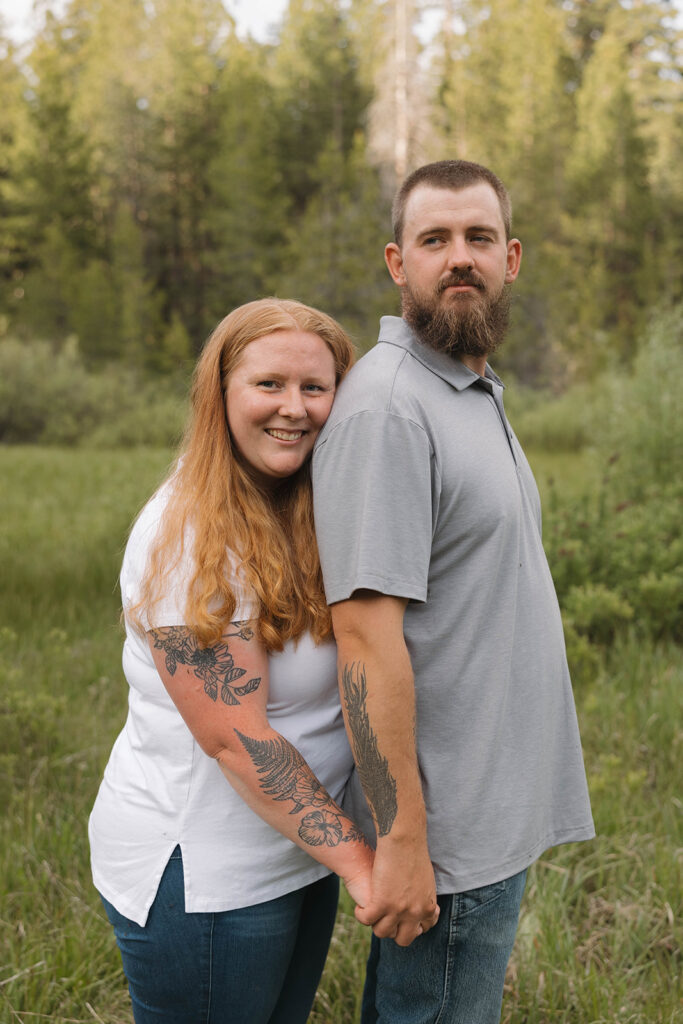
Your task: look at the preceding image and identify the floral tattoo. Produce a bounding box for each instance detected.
[149,624,261,706]
[234,730,369,850]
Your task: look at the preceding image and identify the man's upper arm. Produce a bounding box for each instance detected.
[331,591,408,646]
[313,410,434,605]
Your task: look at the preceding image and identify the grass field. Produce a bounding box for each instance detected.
[1,446,681,1023]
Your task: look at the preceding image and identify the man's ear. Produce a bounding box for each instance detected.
[505,238,522,283]
[385,242,406,286]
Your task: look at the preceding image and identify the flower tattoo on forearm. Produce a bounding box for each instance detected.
[149,624,261,706]
[234,729,369,849]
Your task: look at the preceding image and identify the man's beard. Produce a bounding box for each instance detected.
[402,271,511,359]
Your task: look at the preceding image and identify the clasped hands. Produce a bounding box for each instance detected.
[344,846,440,948]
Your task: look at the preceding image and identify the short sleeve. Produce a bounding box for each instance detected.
[312,410,434,604]
[120,486,257,630]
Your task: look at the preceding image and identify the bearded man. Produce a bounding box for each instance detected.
[312,160,594,1024]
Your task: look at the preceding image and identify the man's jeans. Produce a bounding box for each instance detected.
[100,847,339,1024]
[361,867,527,1024]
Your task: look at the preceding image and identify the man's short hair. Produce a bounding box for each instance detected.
[392,160,512,246]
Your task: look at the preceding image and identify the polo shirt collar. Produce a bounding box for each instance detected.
[378,316,504,392]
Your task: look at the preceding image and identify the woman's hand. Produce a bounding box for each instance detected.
[342,857,374,911]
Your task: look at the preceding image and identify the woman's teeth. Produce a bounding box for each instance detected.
[266,429,303,441]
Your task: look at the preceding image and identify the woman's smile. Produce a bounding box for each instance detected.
[225,329,337,489]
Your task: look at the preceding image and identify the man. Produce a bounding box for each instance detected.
[312,160,595,1024]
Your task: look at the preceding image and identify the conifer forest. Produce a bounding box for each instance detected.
[0,0,681,382]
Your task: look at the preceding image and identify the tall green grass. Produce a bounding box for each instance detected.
[1,445,680,1022]
[1,448,172,1023]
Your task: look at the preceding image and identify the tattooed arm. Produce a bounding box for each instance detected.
[331,592,439,947]
[147,624,373,906]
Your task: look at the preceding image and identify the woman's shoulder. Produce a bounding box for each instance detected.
[122,479,177,582]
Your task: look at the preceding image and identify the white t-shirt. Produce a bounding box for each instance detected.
[89,484,353,926]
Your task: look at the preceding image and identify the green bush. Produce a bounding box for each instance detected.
[507,382,598,453]
[0,337,188,447]
[540,304,683,653]
[561,619,603,688]
[593,302,683,497]
[563,583,634,645]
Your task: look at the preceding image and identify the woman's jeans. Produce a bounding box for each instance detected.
[361,867,527,1024]
[100,847,339,1024]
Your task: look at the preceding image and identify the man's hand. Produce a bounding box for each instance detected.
[355,836,440,946]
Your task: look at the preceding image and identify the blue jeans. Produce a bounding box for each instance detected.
[361,868,527,1024]
[100,847,339,1024]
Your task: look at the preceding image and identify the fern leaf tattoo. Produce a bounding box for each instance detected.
[234,729,370,849]
[341,662,397,837]
[234,731,309,812]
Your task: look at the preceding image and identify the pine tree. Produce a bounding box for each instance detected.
[275,135,397,348]
[271,0,373,212]
[0,28,28,325]
[566,4,656,362]
[432,0,574,382]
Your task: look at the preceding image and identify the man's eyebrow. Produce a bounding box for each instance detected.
[468,222,501,236]
[414,222,501,241]
[415,225,450,240]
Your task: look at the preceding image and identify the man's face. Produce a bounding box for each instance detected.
[384,183,522,361]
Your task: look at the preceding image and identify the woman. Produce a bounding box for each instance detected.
[89,298,371,1023]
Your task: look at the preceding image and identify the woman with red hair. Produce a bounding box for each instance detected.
[90,298,371,1023]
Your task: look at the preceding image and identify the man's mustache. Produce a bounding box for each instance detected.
[437,272,486,292]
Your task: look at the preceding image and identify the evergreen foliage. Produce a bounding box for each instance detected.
[0,0,680,383]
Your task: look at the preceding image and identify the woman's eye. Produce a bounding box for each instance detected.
[303,383,325,392]
[257,380,279,389]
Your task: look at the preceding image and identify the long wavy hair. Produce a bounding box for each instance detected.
[130,298,355,651]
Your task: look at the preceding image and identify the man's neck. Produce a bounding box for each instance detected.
[458,353,488,377]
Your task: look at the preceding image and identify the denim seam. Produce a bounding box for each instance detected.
[457,879,507,920]
[201,913,215,1024]
[433,895,457,1024]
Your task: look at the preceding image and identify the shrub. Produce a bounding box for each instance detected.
[563,583,634,645]
[594,302,683,497]
[0,337,187,447]
[541,303,683,652]
[507,382,598,453]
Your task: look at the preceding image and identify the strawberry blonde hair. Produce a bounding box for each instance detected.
[131,298,355,651]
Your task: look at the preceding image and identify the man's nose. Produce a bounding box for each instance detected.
[278,387,306,419]
[446,238,473,270]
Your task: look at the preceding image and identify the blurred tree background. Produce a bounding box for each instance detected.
[0,0,680,389]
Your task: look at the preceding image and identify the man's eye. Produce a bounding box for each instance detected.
[423,236,442,246]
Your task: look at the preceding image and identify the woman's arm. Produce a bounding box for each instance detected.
[148,622,373,906]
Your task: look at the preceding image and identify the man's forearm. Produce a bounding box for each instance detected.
[332,594,438,945]
[338,656,425,841]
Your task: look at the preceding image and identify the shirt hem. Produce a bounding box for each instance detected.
[92,858,334,928]
[325,573,428,605]
[433,822,596,896]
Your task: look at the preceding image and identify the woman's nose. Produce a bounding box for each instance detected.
[278,387,306,419]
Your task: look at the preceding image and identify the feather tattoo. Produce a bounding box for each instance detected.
[341,662,397,837]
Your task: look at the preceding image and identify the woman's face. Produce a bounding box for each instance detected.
[225,330,337,489]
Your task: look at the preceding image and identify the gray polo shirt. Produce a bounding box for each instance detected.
[313,316,594,894]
